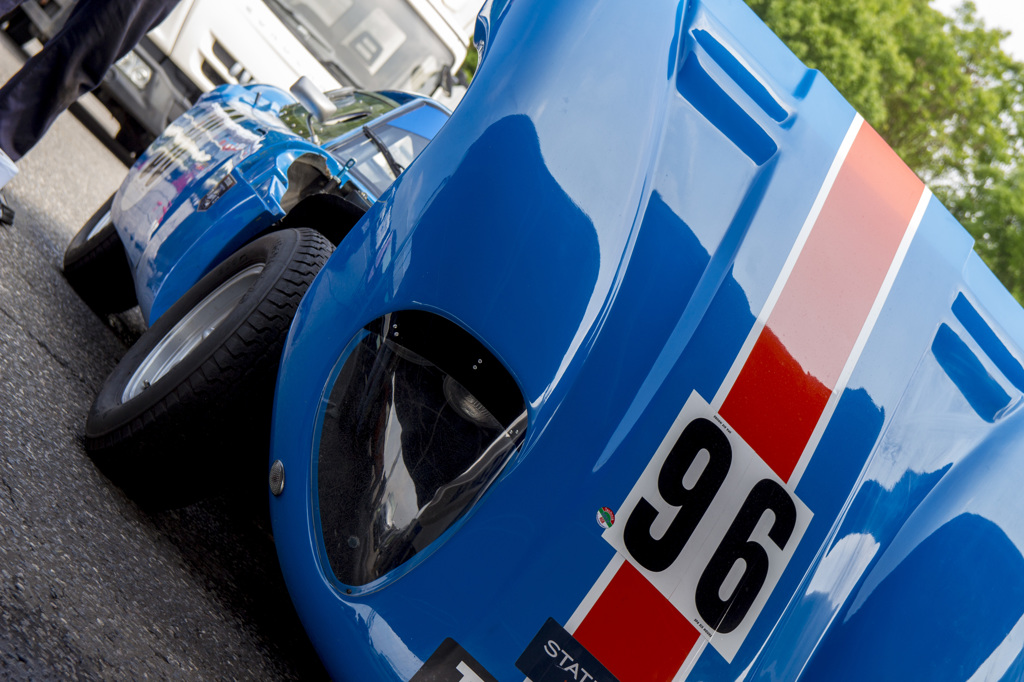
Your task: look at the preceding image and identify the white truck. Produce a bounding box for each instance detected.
[2,0,477,153]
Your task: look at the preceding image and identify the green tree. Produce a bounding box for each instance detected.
[747,0,1024,299]
[458,44,478,84]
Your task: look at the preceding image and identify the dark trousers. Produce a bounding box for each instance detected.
[0,0,180,160]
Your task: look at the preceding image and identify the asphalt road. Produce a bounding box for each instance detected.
[0,37,328,680]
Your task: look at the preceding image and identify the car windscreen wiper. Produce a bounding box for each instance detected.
[330,110,371,124]
[362,126,404,178]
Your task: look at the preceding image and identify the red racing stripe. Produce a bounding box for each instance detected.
[571,118,926,681]
[574,562,699,682]
[718,122,923,480]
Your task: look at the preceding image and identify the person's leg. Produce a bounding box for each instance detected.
[0,0,179,160]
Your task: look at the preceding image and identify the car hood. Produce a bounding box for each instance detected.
[269,0,1024,679]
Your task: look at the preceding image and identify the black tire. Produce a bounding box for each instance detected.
[85,228,334,509]
[63,195,138,314]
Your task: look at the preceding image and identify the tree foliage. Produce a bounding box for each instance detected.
[747,0,1024,299]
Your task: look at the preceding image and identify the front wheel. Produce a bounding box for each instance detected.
[85,228,334,509]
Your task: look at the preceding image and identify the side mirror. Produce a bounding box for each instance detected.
[290,76,336,123]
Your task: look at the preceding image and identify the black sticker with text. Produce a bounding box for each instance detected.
[516,618,619,682]
[410,638,498,682]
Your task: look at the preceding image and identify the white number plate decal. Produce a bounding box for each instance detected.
[603,391,812,662]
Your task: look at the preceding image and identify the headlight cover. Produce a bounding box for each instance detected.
[315,310,527,588]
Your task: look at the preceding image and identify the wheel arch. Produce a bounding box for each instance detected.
[147,154,370,323]
[272,151,373,246]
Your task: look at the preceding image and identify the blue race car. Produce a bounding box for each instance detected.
[261,0,1024,681]
[67,78,449,507]
[72,0,1024,679]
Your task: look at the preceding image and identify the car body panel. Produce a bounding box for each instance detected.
[111,83,449,323]
[268,0,1024,679]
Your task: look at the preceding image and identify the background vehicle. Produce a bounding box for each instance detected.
[2,0,475,153]
[66,78,449,507]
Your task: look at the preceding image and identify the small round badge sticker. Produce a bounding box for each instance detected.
[597,506,615,529]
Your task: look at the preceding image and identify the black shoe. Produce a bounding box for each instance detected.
[0,191,13,227]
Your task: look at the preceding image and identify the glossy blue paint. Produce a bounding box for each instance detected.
[688,197,1020,679]
[265,0,1024,680]
[110,83,450,323]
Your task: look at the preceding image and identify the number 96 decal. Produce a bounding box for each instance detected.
[603,392,812,662]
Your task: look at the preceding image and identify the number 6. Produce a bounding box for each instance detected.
[695,479,796,633]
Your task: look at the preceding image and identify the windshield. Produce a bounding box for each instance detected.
[264,0,454,94]
[277,89,397,142]
[327,104,445,196]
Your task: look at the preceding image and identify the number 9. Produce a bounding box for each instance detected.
[622,418,732,572]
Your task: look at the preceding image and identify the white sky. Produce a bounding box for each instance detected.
[932,0,1024,60]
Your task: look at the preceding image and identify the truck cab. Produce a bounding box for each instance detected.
[6,0,476,152]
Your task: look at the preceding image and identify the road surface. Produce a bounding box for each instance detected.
[0,35,328,681]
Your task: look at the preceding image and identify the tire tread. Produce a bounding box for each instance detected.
[84,228,333,508]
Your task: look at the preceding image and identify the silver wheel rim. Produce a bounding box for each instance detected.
[122,264,265,403]
[86,209,113,242]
